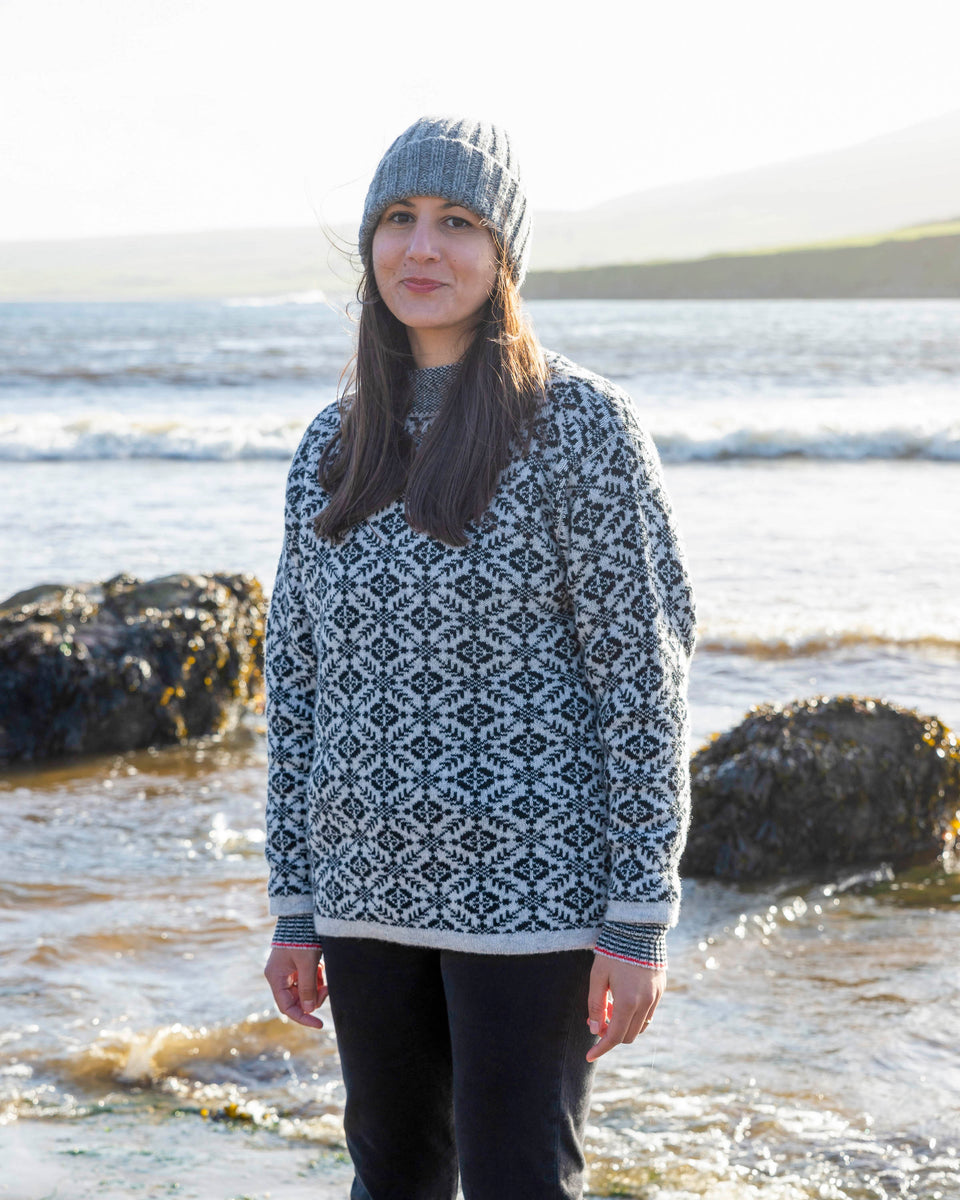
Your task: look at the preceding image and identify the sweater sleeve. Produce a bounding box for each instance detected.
[563,409,696,946]
[595,921,668,969]
[272,913,322,949]
[264,446,319,919]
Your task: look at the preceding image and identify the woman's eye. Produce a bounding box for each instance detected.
[444,215,471,229]
[385,211,412,224]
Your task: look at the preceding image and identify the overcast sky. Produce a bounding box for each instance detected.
[3,0,960,242]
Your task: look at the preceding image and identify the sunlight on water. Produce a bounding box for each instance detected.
[2,738,958,1196]
[2,300,959,1197]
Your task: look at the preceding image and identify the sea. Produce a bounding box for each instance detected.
[1,297,959,1199]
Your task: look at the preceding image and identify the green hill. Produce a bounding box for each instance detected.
[521,219,960,300]
[2,217,958,304]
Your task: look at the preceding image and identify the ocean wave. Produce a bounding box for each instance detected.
[0,414,309,461]
[654,423,960,462]
[3,363,325,387]
[697,630,960,659]
[3,413,959,461]
[2,1013,346,1141]
[224,290,329,307]
[53,1012,306,1089]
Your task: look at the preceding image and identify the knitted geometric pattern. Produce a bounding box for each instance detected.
[265,352,696,958]
[272,912,670,967]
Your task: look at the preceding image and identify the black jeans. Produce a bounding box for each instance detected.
[321,937,598,1200]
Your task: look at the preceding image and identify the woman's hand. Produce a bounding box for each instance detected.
[585,954,665,1062]
[264,945,328,1029]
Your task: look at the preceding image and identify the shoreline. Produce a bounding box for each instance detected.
[1,1111,355,1200]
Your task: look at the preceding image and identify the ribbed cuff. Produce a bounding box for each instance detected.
[595,921,667,969]
[272,913,322,949]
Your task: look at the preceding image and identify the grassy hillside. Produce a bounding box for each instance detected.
[2,217,958,304]
[521,220,960,300]
[3,110,959,301]
[534,107,960,270]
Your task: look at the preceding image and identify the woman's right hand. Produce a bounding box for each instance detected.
[264,945,328,1029]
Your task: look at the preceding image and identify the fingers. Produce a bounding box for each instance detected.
[623,1006,654,1043]
[277,986,325,1029]
[264,947,326,1030]
[298,959,319,1012]
[315,960,330,1010]
[585,958,621,1062]
[586,1006,632,1062]
[586,959,612,1038]
[624,982,662,1042]
[586,956,666,1061]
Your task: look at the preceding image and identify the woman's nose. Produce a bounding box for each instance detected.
[405,221,440,261]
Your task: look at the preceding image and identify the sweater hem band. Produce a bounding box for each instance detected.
[312,917,601,955]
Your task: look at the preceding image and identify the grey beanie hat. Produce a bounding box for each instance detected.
[358,116,532,286]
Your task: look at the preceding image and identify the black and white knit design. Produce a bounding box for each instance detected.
[593,920,667,969]
[272,913,668,967]
[265,352,695,965]
[272,912,322,948]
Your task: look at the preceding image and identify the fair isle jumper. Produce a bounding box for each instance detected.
[266,352,696,969]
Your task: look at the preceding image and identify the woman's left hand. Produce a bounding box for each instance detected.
[585,954,666,1062]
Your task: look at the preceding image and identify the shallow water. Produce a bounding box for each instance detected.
[1,733,958,1199]
[2,298,959,1197]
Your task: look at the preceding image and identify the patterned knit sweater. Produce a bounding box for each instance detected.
[266,351,696,968]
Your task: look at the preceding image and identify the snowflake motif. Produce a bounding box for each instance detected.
[265,352,695,962]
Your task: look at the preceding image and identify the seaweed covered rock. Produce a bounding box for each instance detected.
[683,696,960,880]
[0,573,266,765]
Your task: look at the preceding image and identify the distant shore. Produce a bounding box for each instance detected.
[522,221,960,300]
[1,220,958,303]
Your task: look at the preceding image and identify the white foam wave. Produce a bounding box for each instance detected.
[224,290,328,307]
[696,628,960,659]
[3,414,958,462]
[0,413,309,461]
[654,421,960,462]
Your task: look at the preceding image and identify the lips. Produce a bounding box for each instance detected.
[402,277,444,293]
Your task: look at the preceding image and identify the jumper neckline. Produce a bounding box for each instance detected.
[408,361,461,417]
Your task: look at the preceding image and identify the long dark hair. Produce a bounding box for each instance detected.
[313,240,547,548]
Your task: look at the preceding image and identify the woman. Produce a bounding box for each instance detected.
[263,117,696,1200]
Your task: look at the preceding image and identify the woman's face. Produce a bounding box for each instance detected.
[372,195,498,367]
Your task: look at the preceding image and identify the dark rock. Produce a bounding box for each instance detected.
[683,696,960,880]
[0,573,266,765]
